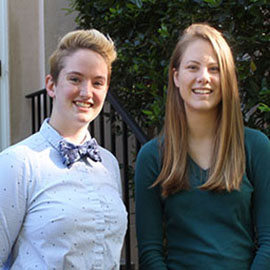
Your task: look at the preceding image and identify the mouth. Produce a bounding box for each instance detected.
[192,88,212,95]
[73,99,94,109]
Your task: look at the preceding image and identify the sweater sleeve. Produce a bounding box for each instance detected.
[135,139,168,270]
[246,129,270,269]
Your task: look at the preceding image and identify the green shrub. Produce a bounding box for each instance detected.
[67,0,270,137]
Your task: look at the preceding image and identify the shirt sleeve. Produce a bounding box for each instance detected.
[246,130,270,269]
[0,150,28,267]
[135,139,168,270]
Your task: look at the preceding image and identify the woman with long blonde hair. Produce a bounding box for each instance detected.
[135,23,270,269]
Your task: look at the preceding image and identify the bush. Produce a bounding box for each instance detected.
[67,0,270,137]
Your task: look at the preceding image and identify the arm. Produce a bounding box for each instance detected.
[135,139,168,270]
[0,150,28,267]
[246,130,270,269]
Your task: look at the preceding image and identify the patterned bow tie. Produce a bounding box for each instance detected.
[58,138,102,168]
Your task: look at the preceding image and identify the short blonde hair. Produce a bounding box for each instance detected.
[49,29,117,84]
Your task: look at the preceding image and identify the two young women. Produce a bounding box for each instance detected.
[0,23,269,270]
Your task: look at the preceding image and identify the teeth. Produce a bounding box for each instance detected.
[193,89,211,94]
[75,101,91,108]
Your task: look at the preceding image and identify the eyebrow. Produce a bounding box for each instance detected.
[186,60,218,65]
[66,71,107,80]
[186,60,200,64]
[66,71,83,76]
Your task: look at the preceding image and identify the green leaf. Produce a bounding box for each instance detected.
[204,0,222,7]
[258,103,270,112]
[136,0,143,8]
[250,60,257,72]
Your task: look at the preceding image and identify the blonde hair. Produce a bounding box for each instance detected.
[49,29,117,84]
[154,23,245,197]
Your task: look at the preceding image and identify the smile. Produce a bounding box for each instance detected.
[192,89,212,94]
[74,101,93,108]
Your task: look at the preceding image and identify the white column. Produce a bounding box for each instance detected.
[39,0,45,86]
[0,0,10,150]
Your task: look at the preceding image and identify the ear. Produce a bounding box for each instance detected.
[45,75,56,98]
[173,68,180,88]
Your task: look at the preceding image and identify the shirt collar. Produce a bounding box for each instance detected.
[39,118,91,151]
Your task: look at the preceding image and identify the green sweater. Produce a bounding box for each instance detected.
[135,127,270,270]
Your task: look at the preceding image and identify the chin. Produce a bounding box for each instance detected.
[77,114,97,125]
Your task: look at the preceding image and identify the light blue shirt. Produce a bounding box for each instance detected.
[0,119,127,270]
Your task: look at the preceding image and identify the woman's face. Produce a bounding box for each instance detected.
[46,48,108,133]
[173,38,221,117]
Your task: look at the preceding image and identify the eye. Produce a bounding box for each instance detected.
[187,65,198,71]
[68,76,81,84]
[93,80,106,88]
[209,66,220,73]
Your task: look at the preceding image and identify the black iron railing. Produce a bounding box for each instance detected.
[26,89,148,270]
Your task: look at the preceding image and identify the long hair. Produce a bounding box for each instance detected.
[153,23,245,197]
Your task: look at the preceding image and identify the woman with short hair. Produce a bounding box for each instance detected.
[0,29,127,270]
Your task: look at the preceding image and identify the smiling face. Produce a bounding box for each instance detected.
[46,48,108,136]
[173,38,221,117]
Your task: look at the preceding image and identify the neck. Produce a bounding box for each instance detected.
[186,110,218,141]
[185,109,219,170]
[63,130,88,145]
[49,118,89,145]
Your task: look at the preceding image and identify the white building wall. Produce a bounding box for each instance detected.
[8,0,77,144]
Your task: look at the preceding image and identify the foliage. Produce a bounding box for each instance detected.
[67,0,270,138]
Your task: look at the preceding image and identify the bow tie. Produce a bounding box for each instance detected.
[58,138,102,168]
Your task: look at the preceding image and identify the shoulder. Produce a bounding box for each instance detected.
[244,127,270,179]
[0,132,47,165]
[138,137,161,156]
[137,137,160,159]
[0,134,44,185]
[136,137,162,172]
[244,127,270,152]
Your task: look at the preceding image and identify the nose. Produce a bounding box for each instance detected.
[80,80,93,98]
[197,67,210,84]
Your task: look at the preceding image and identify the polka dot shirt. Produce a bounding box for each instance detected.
[0,119,127,270]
